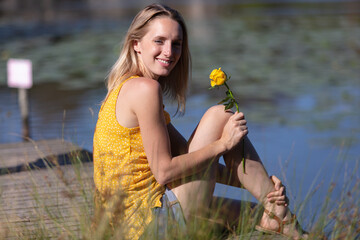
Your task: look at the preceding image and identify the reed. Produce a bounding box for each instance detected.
[0,144,358,240]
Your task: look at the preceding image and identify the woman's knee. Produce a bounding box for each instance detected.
[203,105,233,124]
[189,105,233,146]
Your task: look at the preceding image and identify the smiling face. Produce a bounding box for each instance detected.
[133,17,183,80]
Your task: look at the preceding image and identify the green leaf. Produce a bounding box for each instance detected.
[218,96,231,104]
[224,102,234,110]
[229,102,234,109]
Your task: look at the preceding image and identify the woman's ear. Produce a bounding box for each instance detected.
[133,40,141,54]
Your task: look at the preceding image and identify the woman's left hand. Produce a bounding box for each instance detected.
[266,175,289,206]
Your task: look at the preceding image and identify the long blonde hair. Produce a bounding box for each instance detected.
[106,3,191,113]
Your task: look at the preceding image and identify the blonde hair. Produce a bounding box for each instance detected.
[106,3,191,113]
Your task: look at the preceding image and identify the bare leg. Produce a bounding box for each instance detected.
[169,106,306,239]
[169,106,271,218]
[169,105,233,220]
[223,122,307,239]
[224,137,285,215]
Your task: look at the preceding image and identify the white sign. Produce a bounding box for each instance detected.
[7,58,33,89]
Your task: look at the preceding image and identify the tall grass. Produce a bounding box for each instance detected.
[0,144,358,239]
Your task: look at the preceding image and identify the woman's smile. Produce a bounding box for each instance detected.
[156,58,173,66]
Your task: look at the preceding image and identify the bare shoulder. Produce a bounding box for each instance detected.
[123,77,161,96]
[121,77,163,110]
[116,77,163,128]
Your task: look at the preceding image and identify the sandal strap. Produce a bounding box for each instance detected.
[263,209,282,233]
[263,209,297,234]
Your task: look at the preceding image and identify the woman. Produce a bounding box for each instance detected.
[93,3,307,240]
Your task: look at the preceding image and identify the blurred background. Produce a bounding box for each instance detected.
[0,0,359,233]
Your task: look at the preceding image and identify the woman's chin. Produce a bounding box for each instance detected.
[156,71,171,78]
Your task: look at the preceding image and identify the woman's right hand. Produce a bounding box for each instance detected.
[267,175,289,206]
[220,111,248,151]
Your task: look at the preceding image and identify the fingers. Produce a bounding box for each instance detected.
[275,196,289,206]
[267,186,285,198]
[231,112,248,133]
[267,193,288,206]
[231,111,245,120]
[270,175,282,191]
[275,200,288,206]
[268,175,289,206]
[221,111,249,150]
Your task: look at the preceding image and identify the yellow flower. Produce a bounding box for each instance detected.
[209,67,246,173]
[209,67,227,87]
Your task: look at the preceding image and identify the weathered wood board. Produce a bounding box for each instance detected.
[0,162,94,239]
[0,139,83,169]
[0,139,94,239]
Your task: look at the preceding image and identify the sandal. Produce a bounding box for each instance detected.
[255,209,308,239]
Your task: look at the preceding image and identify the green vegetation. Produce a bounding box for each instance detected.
[0,147,358,239]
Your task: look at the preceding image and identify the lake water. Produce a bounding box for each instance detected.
[0,1,359,233]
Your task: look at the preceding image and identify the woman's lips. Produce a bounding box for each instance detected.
[156,58,172,67]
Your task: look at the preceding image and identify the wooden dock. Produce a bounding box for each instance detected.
[0,139,288,239]
[0,139,94,239]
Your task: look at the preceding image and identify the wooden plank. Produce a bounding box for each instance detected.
[0,139,92,176]
[0,139,82,169]
[0,162,94,239]
[0,139,93,239]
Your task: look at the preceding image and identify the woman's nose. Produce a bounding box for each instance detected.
[163,43,172,57]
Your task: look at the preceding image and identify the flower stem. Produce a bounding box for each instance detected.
[224,82,245,173]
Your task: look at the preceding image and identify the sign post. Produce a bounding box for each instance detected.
[7,59,33,141]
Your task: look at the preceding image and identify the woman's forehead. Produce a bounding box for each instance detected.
[145,17,183,40]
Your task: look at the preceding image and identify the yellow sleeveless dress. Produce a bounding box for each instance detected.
[93,76,170,239]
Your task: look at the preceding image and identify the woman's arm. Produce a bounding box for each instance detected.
[126,78,246,185]
[167,123,188,157]
[167,122,244,188]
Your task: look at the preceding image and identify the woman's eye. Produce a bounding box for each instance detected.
[154,40,163,44]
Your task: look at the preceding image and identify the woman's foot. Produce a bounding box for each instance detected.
[256,208,308,240]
